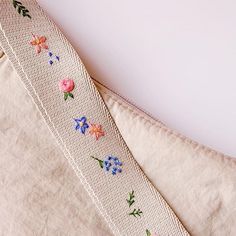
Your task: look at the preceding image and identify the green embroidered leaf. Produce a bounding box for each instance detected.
[127,199,134,207]
[91,156,104,169]
[13,0,22,8]
[98,160,103,168]
[68,92,74,99]
[126,190,135,207]
[129,208,143,218]
[12,0,31,19]
[64,92,69,100]
[146,229,151,236]
[17,6,22,14]
[23,13,31,18]
[22,9,29,16]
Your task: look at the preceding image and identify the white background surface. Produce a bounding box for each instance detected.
[38,0,236,157]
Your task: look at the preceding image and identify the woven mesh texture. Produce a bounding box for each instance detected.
[0,1,189,235]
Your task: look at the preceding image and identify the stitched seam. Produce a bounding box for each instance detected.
[98,86,235,162]
[0,25,121,236]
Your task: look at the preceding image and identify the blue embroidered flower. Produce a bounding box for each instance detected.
[91,155,123,175]
[74,116,89,134]
[104,156,122,175]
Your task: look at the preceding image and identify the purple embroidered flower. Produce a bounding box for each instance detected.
[48,51,59,65]
[74,116,89,134]
[91,155,122,175]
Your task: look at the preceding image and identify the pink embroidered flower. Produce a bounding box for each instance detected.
[59,79,75,100]
[30,34,48,54]
[89,124,105,140]
[59,79,75,92]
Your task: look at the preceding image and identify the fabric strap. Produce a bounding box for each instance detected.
[0,1,189,235]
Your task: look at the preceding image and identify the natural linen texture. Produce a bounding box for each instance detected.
[0,51,112,236]
[0,1,189,235]
[1,49,236,236]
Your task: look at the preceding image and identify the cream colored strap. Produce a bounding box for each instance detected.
[0,1,189,235]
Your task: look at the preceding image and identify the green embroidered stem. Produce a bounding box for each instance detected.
[126,190,135,207]
[129,208,143,218]
[64,92,74,100]
[12,0,31,19]
[126,190,143,217]
[64,92,68,100]
[146,229,151,236]
[68,92,74,98]
[90,156,103,168]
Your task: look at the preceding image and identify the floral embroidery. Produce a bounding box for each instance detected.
[146,229,158,236]
[89,124,105,140]
[104,156,122,175]
[74,116,89,134]
[59,79,75,100]
[126,190,143,217]
[13,0,31,19]
[73,117,105,140]
[30,34,48,54]
[10,5,168,235]
[48,51,59,65]
[30,35,59,64]
[91,155,122,175]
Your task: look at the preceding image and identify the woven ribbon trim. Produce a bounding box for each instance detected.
[0,1,189,235]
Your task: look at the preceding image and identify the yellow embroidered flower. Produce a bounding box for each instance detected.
[89,124,105,140]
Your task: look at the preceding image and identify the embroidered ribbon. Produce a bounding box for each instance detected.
[0,1,189,235]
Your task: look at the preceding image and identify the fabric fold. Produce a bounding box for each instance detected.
[0,0,189,235]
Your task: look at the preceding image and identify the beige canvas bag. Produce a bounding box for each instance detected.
[0,1,236,235]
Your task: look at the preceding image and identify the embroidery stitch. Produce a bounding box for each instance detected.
[146,229,158,236]
[74,116,89,134]
[91,155,122,175]
[48,51,59,65]
[126,190,143,218]
[30,34,48,54]
[59,79,75,100]
[12,0,31,18]
[91,156,104,168]
[129,208,143,218]
[146,230,151,236]
[126,190,135,207]
[89,123,105,140]
[1,3,186,234]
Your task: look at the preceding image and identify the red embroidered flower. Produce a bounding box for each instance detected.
[89,124,105,140]
[30,35,48,54]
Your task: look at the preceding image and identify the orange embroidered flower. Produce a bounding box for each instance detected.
[30,34,48,54]
[89,124,105,140]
